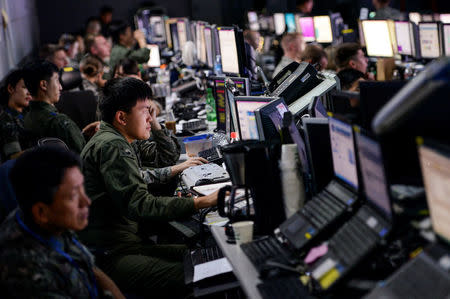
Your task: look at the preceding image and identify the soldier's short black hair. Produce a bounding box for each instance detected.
[99,77,152,124]
[335,43,363,70]
[108,20,130,44]
[0,69,26,106]
[22,60,59,97]
[9,146,81,220]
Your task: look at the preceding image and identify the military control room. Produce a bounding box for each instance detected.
[1,0,450,298]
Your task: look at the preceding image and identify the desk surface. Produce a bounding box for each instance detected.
[210,225,262,299]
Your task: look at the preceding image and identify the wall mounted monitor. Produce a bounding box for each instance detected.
[285,13,296,33]
[274,13,286,35]
[419,22,442,59]
[395,21,414,56]
[204,26,214,68]
[248,11,260,31]
[298,17,315,42]
[217,27,240,75]
[314,15,333,43]
[362,20,394,57]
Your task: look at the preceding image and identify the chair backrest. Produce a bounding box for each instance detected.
[37,137,69,150]
[55,90,98,130]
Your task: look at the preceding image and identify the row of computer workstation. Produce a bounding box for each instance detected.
[128,7,450,298]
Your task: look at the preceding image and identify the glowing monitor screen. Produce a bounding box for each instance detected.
[299,17,315,42]
[235,101,268,140]
[419,22,441,58]
[355,131,392,219]
[274,13,286,35]
[409,12,421,25]
[362,20,394,57]
[285,13,296,33]
[314,16,333,43]
[440,14,450,24]
[248,11,260,31]
[329,117,358,190]
[419,144,450,243]
[395,21,413,56]
[204,27,214,68]
[149,16,166,43]
[146,45,161,67]
[196,23,207,64]
[218,28,240,75]
[177,19,188,51]
[170,22,179,51]
[444,24,450,56]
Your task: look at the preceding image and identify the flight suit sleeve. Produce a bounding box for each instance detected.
[127,47,151,64]
[99,141,195,222]
[49,115,86,153]
[133,127,181,168]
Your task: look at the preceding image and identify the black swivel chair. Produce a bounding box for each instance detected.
[55,90,99,130]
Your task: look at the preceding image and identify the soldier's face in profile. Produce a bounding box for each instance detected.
[46,72,62,104]
[123,98,152,141]
[41,167,91,233]
[9,79,32,110]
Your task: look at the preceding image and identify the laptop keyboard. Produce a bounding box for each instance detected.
[198,146,222,162]
[190,246,224,266]
[301,192,346,230]
[257,276,310,299]
[182,119,207,132]
[329,216,379,267]
[241,236,298,271]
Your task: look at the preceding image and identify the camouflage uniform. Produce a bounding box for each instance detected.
[0,209,98,298]
[0,106,31,161]
[80,121,194,296]
[24,101,86,153]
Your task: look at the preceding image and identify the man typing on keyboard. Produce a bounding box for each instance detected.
[80,77,219,298]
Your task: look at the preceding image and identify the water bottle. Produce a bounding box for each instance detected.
[205,87,217,122]
[214,54,223,76]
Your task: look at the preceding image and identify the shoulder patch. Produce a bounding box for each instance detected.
[120,148,135,158]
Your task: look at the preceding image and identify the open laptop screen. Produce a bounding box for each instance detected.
[329,117,358,190]
[355,130,392,219]
[419,143,450,243]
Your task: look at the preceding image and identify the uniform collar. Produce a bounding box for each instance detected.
[29,101,58,113]
[99,121,130,143]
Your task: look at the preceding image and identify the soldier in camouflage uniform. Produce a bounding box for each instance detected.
[23,60,86,153]
[80,78,217,297]
[0,69,33,161]
[0,146,124,298]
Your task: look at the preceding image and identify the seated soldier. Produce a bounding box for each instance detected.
[39,44,69,70]
[0,69,33,161]
[273,33,305,77]
[80,77,218,297]
[301,44,328,71]
[0,146,124,298]
[23,60,86,153]
[335,42,374,80]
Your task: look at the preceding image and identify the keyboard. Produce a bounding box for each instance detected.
[241,236,299,272]
[182,119,207,132]
[190,246,224,266]
[198,146,222,163]
[301,192,346,231]
[180,163,230,190]
[257,276,311,299]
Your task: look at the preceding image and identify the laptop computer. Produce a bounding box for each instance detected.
[309,127,394,291]
[241,115,360,271]
[364,139,450,298]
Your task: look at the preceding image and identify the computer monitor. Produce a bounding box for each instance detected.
[204,26,214,68]
[419,22,442,59]
[444,24,450,56]
[355,129,392,220]
[134,9,151,44]
[196,22,207,64]
[146,44,161,67]
[309,96,328,118]
[177,19,188,51]
[217,27,241,75]
[314,16,333,43]
[255,98,310,174]
[329,116,358,190]
[169,22,179,51]
[409,12,421,25]
[274,13,286,35]
[285,13,296,33]
[362,20,394,57]
[440,14,450,24]
[149,16,166,44]
[248,11,260,31]
[234,97,273,140]
[395,21,414,56]
[298,17,315,42]
[418,142,450,242]
[165,18,177,49]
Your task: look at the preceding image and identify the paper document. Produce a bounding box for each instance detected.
[193,257,233,282]
[192,182,231,196]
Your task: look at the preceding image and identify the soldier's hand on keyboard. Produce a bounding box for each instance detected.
[171,157,208,175]
[194,190,220,209]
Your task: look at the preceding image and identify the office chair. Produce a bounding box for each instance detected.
[37,137,70,150]
[55,90,99,130]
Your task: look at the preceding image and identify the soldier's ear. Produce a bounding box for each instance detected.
[7,84,15,95]
[31,202,51,226]
[39,80,48,92]
[115,110,127,126]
